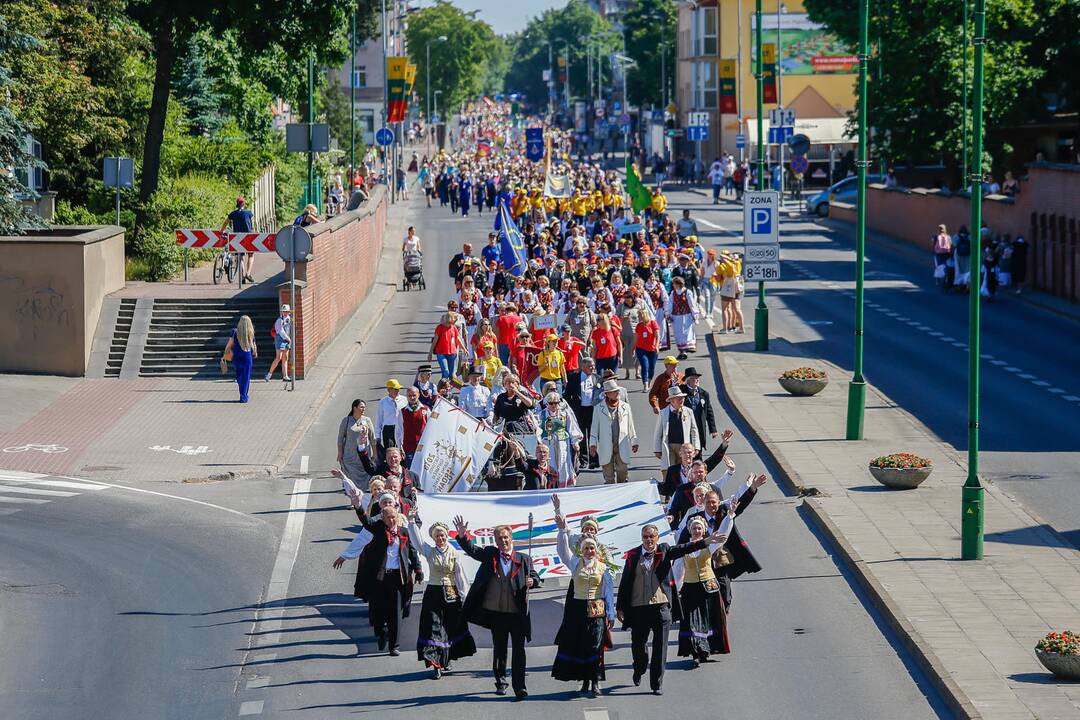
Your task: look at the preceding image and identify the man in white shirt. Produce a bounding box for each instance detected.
[459,366,492,421]
[708,160,725,204]
[375,378,407,463]
[676,209,698,239]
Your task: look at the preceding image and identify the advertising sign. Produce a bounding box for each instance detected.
[751,13,857,75]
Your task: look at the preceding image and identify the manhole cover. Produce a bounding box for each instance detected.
[1007,474,1047,481]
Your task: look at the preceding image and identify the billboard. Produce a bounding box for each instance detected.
[751,13,856,75]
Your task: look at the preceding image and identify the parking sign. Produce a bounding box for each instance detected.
[743,191,779,244]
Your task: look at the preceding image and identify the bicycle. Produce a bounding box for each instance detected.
[213,249,240,285]
[3,443,69,453]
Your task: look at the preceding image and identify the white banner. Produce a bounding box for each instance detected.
[543,171,573,198]
[411,397,501,493]
[414,482,673,580]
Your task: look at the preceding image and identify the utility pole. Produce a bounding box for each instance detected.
[548,42,555,117]
[845,0,870,440]
[753,0,768,352]
[737,0,745,161]
[962,0,987,561]
[307,48,315,208]
[776,1,784,205]
[350,10,356,186]
[961,0,969,190]
[381,0,392,204]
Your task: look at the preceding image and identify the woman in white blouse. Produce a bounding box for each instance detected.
[673,511,734,666]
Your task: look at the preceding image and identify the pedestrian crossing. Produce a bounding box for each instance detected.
[0,470,107,515]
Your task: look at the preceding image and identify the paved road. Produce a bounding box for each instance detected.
[0,470,281,720]
[673,189,1080,547]
[231,193,948,718]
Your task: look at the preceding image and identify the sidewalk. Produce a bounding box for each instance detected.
[0,193,412,484]
[712,331,1080,719]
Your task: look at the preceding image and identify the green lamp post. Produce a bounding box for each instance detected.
[753,0,768,351]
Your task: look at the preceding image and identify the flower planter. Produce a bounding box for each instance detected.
[1036,649,1080,680]
[869,465,933,490]
[778,376,828,396]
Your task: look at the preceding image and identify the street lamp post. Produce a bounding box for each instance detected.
[433,89,442,144]
[845,0,871,439]
[562,40,571,109]
[546,42,555,117]
[350,10,356,187]
[961,0,970,188]
[962,0,987,561]
[753,0,768,351]
[426,35,448,124]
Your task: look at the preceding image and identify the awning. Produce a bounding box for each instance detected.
[744,117,855,146]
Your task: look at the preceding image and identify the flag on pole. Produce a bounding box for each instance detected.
[493,200,528,276]
[410,398,501,493]
[624,157,653,213]
[543,170,573,198]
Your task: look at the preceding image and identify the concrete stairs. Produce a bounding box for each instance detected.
[138,298,279,378]
[103,299,136,378]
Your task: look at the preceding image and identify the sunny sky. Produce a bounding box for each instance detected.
[448,0,569,35]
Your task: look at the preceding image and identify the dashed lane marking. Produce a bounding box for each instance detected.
[0,485,77,497]
[299,455,309,475]
[238,700,263,716]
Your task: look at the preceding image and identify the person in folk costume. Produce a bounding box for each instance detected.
[413,365,438,409]
[551,514,616,698]
[660,428,733,505]
[332,492,421,656]
[374,447,417,506]
[459,175,472,217]
[539,391,583,487]
[616,522,728,695]
[669,454,739,532]
[551,494,620,573]
[672,512,735,665]
[678,475,768,611]
[452,516,540,701]
[664,275,702,360]
[405,513,477,678]
[653,385,700,468]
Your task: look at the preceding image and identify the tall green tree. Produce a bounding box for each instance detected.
[504,0,618,107]
[804,0,1055,175]
[0,16,44,233]
[623,0,677,109]
[174,32,226,136]
[406,1,500,116]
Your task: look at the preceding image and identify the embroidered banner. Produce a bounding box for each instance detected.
[411,397,501,493]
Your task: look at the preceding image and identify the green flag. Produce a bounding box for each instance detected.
[624,157,653,213]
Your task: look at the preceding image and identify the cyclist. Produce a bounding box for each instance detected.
[221,197,256,283]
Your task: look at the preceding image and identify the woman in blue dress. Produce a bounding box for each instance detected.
[222,315,257,402]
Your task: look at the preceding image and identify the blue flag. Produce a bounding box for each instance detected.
[493,200,528,276]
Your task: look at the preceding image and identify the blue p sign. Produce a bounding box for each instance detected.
[751,208,772,235]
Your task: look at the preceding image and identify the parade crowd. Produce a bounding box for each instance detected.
[332,101,767,701]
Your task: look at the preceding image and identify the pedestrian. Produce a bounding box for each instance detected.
[681,367,717,450]
[429,312,466,381]
[616,523,716,695]
[493,374,538,455]
[222,314,257,402]
[265,304,292,382]
[221,196,256,283]
[653,385,700,466]
[564,356,601,469]
[590,313,621,376]
[589,379,638,484]
[665,276,701,360]
[551,515,616,697]
[648,356,683,415]
[395,386,430,468]
[932,223,953,286]
[1012,235,1028,293]
[375,379,407,464]
[414,364,438,408]
[452,516,539,701]
[459,365,492,420]
[536,333,567,393]
[676,209,698,239]
[405,512,477,678]
[674,512,734,666]
[708,160,724,204]
[634,311,661,393]
[338,399,377,487]
[539,391,582,487]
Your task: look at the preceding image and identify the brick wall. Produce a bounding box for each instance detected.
[829,164,1080,302]
[277,187,388,377]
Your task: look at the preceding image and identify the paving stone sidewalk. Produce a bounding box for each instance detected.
[0,193,412,484]
[714,332,1080,720]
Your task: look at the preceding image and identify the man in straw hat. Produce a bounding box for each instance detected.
[653,385,700,466]
[589,378,638,484]
[375,378,407,464]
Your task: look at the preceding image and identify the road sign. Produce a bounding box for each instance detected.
[613,101,621,111]
[687,126,709,142]
[743,262,781,281]
[767,126,794,144]
[735,133,747,149]
[664,128,685,138]
[275,225,312,262]
[286,123,330,152]
[769,108,796,127]
[103,157,134,188]
[788,133,811,156]
[743,244,780,262]
[229,232,276,253]
[375,127,395,146]
[790,155,810,174]
[743,190,780,245]
[687,111,710,128]
[666,102,677,114]
[431,114,441,123]
[618,112,631,124]
[595,107,605,118]
[175,229,227,249]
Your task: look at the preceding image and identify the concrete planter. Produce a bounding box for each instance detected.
[778,376,828,396]
[869,465,932,490]
[1036,650,1080,680]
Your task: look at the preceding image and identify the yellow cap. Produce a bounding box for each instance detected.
[386,379,403,389]
[663,356,680,366]
[545,333,558,341]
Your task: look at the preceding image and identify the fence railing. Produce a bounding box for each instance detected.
[251,164,276,233]
[1030,212,1079,302]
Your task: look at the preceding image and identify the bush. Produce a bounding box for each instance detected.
[133,173,242,281]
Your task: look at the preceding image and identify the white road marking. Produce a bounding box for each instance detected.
[1,478,106,491]
[696,217,735,234]
[1032,380,1051,387]
[0,495,49,505]
[1049,388,1066,394]
[1019,373,1037,380]
[583,710,611,720]
[990,359,1007,366]
[980,354,994,360]
[299,455,309,475]
[238,700,264,716]
[51,477,254,518]
[0,485,77,498]
[1065,396,1080,402]
[940,336,956,342]
[251,653,277,664]
[254,476,312,646]
[1003,366,1021,372]
[246,678,270,690]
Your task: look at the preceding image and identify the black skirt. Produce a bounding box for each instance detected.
[551,598,610,682]
[677,581,730,658]
[416,585,476,667]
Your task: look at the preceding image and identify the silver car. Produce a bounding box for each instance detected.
[806,174,884,217]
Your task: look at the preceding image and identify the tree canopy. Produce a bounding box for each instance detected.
[622,0,677,109]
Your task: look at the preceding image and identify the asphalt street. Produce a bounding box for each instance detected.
[239,191,948,719]
[669,188,1080,547]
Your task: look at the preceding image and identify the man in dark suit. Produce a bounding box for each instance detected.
[680,367,717,450]
[563,356,600,468]
[453,515,539,700]
[448,242,474,282]
[678,475,767,608]
[616,523,723,695]
[661,429,734,526]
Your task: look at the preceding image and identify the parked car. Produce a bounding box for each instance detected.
[806,174,884,217]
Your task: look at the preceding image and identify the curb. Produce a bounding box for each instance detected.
[706,332,980,720]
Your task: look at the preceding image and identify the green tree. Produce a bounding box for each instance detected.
[623,0,677,109]
[406,1,500,116]
[0,16,44,234]
[504,0,618,108]
[320,80,353,154]
[173,32,226,136]
[804,0,1051,175]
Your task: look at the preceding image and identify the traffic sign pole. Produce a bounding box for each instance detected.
[754,0,769,352]
[846,0,870,441]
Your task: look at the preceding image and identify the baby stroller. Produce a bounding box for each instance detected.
[402,250,425,291]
